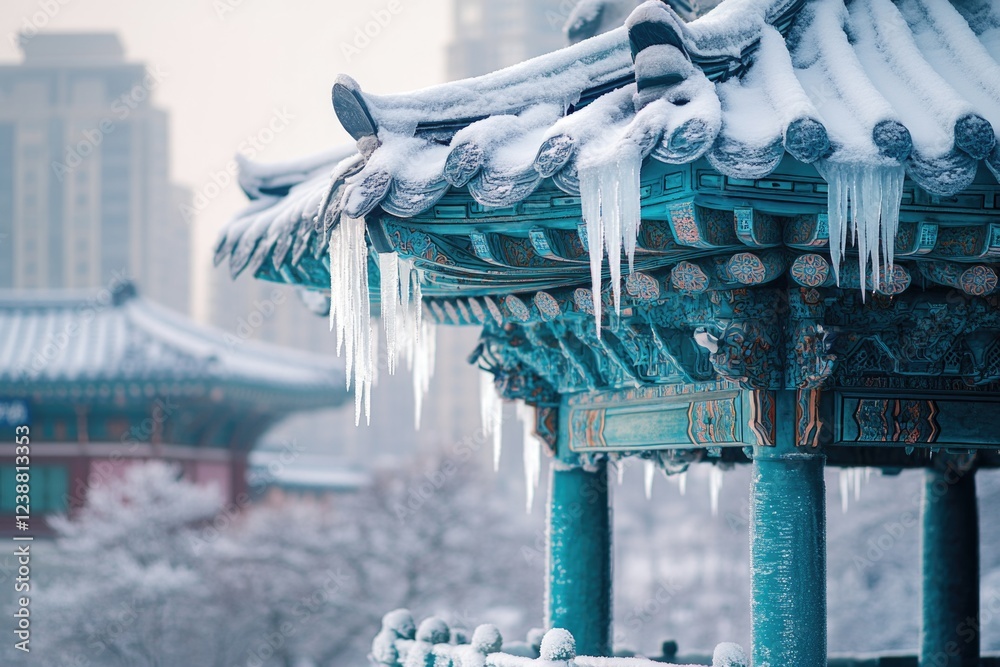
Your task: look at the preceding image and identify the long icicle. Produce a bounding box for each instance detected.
[518,402,541,512]
[480,369,504,471]
[328,216,374,426]
[378,252,400,375]
[819,161,904,292]
[579,145,644,336]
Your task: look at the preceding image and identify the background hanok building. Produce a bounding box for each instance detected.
[216,0,1000,665]
[0,282,346,536]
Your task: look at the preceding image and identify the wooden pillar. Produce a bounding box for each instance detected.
[750,391,826,667]
[920,455,979,667]
[546,461,612,657]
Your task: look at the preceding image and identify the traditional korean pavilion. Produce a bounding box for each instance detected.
[216,0,1000,664]
[0,282,347,534]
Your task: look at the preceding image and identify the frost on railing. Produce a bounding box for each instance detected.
[369,610,747,667]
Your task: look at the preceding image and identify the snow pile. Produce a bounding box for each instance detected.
[374,618,746,667]
[711,643,748,667]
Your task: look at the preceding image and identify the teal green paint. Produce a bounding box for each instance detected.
[920,459,979,667]
[751,391,826,667]
[546,463,612,657]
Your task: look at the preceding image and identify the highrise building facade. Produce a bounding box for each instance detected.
[0,33,191,314]
[446,0,569,80]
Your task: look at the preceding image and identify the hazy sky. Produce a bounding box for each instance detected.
[1,0,452,319]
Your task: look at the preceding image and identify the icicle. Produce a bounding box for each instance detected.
[818,161,904,291]
[580,167,604,338]
[577,145,644,336]
[617,460,625,486]
[399,257,413,323]
[644,460,655,500]
[378,252,400,375]
[620,146,641,275]
[678,471,687,497]
[518,403,541,512]
[839,468,869,513]
[839,469,850,514]
[709,467,724,517]
[412,319,436,430]
[328,216,374,426]
[480,370,504,471]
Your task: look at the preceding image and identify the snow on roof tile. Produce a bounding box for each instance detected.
[0,284,346,407]
[216,0,999,281]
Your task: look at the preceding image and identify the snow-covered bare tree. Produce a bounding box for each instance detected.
[15,453,542,667]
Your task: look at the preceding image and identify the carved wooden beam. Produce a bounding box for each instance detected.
[789,253,834,288]
[666,201,740,249]
[721,251,788,286]
[734,207,781,248]
[918,261,999,296]
[783,213,828,249]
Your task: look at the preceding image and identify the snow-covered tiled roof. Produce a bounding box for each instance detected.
[216,0,1000,283]
[0,283,346,407]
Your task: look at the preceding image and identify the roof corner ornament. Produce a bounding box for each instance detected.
[332,75,379,143]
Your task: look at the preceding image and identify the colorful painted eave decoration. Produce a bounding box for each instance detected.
[216,0,1000,299]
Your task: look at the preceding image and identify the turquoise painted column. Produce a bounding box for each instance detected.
[920,456,979,667]
[546,462,612,657]
[750,391,826,667]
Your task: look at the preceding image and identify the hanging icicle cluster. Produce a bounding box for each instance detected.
[327,215,437,428]
[480,370,504,471]
[378,251,436,429]
[578,144,643,337]
[329,216,375,426]
[517,402,542,513]
[819,162,905,294]
[838,467,871,513]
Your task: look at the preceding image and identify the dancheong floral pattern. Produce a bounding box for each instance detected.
[790,253,830,287]
[504,294,531,322]
[625,272,660,301]
[727,253,767,285]
[960,265,998,296]
[670,261,709,292]
[533,292,561,321]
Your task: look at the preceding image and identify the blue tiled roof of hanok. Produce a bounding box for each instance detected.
[216,0,1000,283]
[0,283,347,409]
